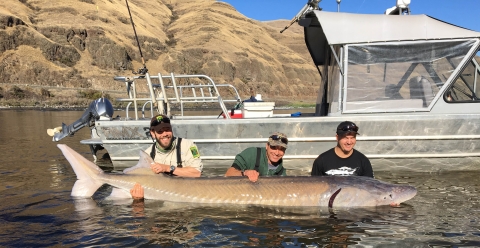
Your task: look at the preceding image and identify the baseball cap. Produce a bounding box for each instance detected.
[268,132,288,149]
[150,114,172,132]
[336,121,360,136]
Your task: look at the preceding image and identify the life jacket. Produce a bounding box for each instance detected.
[149,137,183,168]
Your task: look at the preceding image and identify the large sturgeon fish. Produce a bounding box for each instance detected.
[58,144,417,207]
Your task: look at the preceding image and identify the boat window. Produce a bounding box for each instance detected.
[445,49,480,103]
[343,40,475,112]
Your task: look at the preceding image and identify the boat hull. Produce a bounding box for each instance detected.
[94,113,480,172]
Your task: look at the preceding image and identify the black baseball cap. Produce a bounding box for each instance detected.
[150,114,172,131]
[336,121,359,135]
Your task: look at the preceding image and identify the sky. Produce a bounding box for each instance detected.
[220,0,480,32]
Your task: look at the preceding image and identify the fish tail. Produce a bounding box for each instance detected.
[57,144,104,197]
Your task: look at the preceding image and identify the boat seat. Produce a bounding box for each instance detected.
[409,76,434,107]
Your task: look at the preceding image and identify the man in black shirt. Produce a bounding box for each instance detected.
[311,121,374,177]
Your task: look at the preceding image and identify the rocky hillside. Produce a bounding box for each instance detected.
[0,0,320,108]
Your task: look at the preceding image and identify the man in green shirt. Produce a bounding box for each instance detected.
[224,132,288,182]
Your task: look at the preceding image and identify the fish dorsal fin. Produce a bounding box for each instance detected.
[123,150,155,175]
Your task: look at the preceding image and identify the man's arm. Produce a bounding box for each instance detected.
[225,167,243,176]
[130,182,144,199]
[150,162,201,177]
[225,148,259,182]
[130,183,145,216]
[225,167,259,182]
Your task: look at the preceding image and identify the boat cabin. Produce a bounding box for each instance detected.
[299,11,480,116]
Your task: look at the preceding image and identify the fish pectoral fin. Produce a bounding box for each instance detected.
[71,179,103,197]
[328,188,342,208]
[107,187,134,199]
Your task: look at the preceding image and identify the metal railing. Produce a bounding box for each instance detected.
[114,72,242,120]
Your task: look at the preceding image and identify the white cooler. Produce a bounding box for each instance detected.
[241,102,275,118]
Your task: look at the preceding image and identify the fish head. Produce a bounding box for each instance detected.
[361,178,418,206]
[380,184,417,206]
[330,177,418,207]
[355,183,417,206]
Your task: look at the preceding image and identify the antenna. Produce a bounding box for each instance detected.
[125,0,148,75]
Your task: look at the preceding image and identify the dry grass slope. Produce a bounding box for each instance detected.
[0,0,319,108]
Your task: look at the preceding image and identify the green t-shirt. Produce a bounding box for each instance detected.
[232,147,286,176]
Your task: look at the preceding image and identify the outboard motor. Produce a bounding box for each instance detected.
[52,98,114,142]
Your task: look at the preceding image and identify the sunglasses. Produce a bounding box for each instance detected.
[270,135,288,145]
[151,116,170,126]
[337,123,359,132]
[269,144,287,151]
[154,127,172,134]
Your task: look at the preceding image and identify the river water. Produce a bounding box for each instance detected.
[1,109,479,247]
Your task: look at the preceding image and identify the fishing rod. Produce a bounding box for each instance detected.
[125,0,148,75]
[124,0,163,114]
[280,0,321,33]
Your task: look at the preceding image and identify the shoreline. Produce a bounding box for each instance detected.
[0,105,316,112]
[0,98,317,111]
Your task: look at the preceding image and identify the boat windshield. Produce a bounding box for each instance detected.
[444,47,480,103]
[329,39,477,113]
